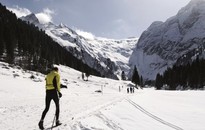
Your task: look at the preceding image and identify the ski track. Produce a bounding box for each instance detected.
[126,98,183,130]
[60,96,127,129]
[1,62,205,130]
[94,112,124,130]
[1,87,185,130]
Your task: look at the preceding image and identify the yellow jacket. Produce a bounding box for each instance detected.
[45,70,60,92]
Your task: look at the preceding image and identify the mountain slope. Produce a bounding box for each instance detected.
[21,13,138,79]
[129,0,205,80]
[0,4,100,76]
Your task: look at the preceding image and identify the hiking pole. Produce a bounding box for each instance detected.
[51,113,56,130]
[51,95,61,130]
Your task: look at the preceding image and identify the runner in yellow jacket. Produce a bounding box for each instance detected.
[38,67,62,129]
[45,68,61,92]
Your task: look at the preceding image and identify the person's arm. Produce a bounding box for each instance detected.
[53,74,62,98]
[53,76,60,92]
[56,74,61,92]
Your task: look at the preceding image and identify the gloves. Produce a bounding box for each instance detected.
[58,92,62,98]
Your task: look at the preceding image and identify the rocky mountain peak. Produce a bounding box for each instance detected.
[129,0,205,80]
[21,13,39,25]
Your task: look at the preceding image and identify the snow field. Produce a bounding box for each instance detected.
[0,62,205,130]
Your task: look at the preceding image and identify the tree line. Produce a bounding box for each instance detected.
[0,3,101,76]
[121,65,143,87]
[155,56,205,90]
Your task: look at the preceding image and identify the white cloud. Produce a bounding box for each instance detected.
[75,29,95,40]
[36,8,54,24]
[7,6,31,18]
[7,6,55,24]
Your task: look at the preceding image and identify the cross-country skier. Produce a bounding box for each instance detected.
[38,67,62,129]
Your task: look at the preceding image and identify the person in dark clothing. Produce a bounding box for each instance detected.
[38,67,62,129]
[130,87,133,93]
[127,87,129,93]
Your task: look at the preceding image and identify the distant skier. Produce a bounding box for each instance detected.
[127,87,129,93]
[130,87,133,93]
[38,67,62,130]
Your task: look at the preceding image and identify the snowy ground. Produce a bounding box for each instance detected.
[0,62,205,130]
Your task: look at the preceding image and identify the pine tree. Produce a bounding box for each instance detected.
[155,73,163,90]
[0,3,101,77]
[121,71,126,80]
[140,76,143,87]
[0,22,4,57]
[132,65,140,86]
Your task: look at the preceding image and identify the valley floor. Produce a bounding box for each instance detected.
[0,63,204,130]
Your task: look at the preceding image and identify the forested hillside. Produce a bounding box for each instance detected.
[0,3,101,76]
[155,57,205,90]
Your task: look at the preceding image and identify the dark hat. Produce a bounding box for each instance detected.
[52,67,58,71]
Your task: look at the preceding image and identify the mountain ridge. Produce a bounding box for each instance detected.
[21,13,138,79]
[129,0,205,80]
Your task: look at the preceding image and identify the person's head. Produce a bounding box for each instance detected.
[52,67,59,72]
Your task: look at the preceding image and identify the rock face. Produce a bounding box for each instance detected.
[129,0,205,80]
[21,14,138,79]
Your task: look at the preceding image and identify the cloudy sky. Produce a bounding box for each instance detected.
[0,0,191,39]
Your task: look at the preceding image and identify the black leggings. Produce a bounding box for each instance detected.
[40,90,60,121]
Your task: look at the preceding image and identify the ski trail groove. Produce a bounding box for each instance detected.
[62,97,127,129]
[95,111,124,130]
[126,98,183,130]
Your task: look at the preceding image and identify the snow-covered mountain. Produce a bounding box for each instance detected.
[21,14,138,80]
[129,0,205,80]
